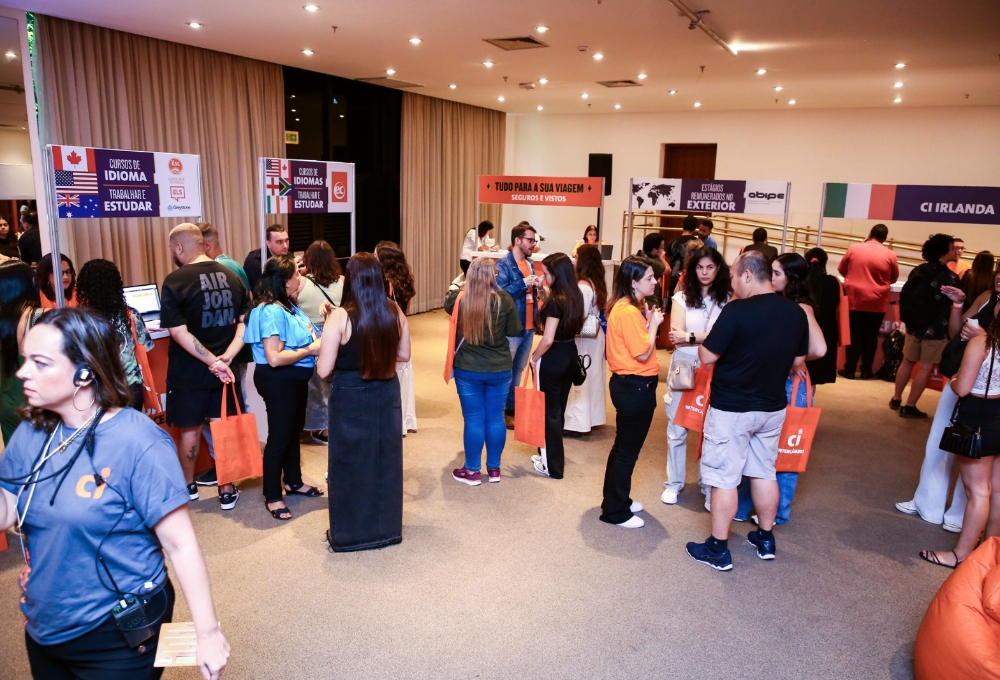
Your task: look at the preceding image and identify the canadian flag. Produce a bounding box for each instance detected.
[53,146,96,172]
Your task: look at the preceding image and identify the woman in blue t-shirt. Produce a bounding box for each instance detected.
[0,308,229,679]
[244,255,324,521]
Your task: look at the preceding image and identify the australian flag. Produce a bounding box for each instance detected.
[56,192,100,218]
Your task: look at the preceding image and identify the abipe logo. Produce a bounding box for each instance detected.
[168,158,183,174]
[748,191,784,200]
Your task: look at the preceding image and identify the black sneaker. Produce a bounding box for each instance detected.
[747,529,777,560]
[837,369,857,380]
[685,540,733,571]
[195,467,218,486]
[310,430,329,444]
[859,372,875,380]
[889,398,902,410]
[899,405,928,419]
[219,485,240,511]
[187,482,199,501]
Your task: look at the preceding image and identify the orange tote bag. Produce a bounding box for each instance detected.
[514,365,546,449]
[443,292,463,383]
[129,311,162,413]
[837,282,851,347]
[775,374,822,473]
[210,382,263,485]
[673,364,713,432]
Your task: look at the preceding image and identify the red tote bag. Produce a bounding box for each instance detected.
[673,364,713,432]
[775,374,822,473]
[443,292,463,383]
[837,282,851,347]
[210,382,263,485]
[514,365,546,449]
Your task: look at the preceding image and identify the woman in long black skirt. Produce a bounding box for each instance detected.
[317,253,411,551]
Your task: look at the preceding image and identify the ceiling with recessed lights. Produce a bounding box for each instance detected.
[4,0,1000,115]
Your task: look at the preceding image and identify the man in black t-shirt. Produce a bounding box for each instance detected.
[161,223,250,510]
[685,250,809,571]
[243,224,289,292]
[740,227,779,263]
[17,211,42,266]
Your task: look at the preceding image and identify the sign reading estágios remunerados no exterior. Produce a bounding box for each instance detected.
[49,145,202,219]
[629,177,790,216]
[478,175,604,208]
[262,157,354,214]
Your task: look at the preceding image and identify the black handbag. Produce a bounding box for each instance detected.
[938,335,967,379]
[940,349,994,459]
[572,354,592,387]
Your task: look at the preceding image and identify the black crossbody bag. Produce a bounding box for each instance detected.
[940,349,995,459]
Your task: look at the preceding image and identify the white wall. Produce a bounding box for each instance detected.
[503,106,1000,262]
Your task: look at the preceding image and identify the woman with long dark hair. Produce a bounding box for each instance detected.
[446,258,523,485]
[600,256,664,527]
[529,252,584,479]
[963,252,997,312]
[0,261,42,443]
[573,224,601,254]
[565,244,608,435]
[75,259,156,412]
[36,253,77,309]
[376,240,418,434]
[736,251,827,525]
[460,220,498,273]
[318,252,411,551]
[921,313,1000,568]
[244,255,324,521]
[298,240,344,443]
[803,247,842,386]
[0,214,20,259]
[0,308,229,679]
[662,246,730,506]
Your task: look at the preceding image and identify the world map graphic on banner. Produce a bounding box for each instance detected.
[630,180,681,210]
[262,158,354,214]
[49,145,202,219]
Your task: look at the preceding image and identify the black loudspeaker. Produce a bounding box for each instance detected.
[588,153,613,196]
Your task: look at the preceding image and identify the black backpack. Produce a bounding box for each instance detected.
[877,329,905,381]
[898,264,941,330]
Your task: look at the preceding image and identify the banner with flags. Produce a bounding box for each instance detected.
[260,158,354,214]
[48,145,202,219]
[823,182,1000,225]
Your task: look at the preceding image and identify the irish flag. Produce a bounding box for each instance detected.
[823,183,897,219]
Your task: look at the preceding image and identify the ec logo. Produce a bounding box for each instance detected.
[168,158,183,174]
[76,468,111,499]
[787,429,803,448]
[330,171,348,202]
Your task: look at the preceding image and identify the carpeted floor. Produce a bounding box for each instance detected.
[0,311,957,679]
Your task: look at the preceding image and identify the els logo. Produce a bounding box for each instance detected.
[168,158,183,174]
[170,186,186,201]
[330,171,348,202]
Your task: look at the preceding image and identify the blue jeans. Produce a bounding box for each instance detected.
[735,375,814,524]
[454,367,512,471]
[506,327,534,411]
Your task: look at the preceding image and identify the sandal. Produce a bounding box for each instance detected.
[919,549,961,569]
[284,483,324,497]
[266,501,293,521]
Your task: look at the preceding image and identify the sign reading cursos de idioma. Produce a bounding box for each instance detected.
[49,145,202,219]
[261,157,355,214]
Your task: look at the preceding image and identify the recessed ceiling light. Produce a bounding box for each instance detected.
[188,22,202,29]
[409,38,421,45]
[694,102,701,108]
[593,53,603,61]
[756,68,767,75]
[535,26,549,33]
[895,63,906,69]
[537,106,543,111]
[614,104,621,109]
[669,89,677,95]
[339,115,345,118]
[290,95,296,99]
[449,84,457,89]
[894,97,902,103]
[302,49,314,56]
[538,78,548,85]
[291,109,296,112]
[4,50,15,59]
[581,93,589,99]
[295,118,300,122]
[788,99,796,105]
[497,96,505,102]
[637,73,647,80]
[774,86,783,91]
[483,61,494,68]
[894,82,903,88]
[303,4,319,11]
[386,69,396,75]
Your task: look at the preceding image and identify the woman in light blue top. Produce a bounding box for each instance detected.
[244,255,324,521]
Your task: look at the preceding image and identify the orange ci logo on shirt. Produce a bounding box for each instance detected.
[76,467,111,499]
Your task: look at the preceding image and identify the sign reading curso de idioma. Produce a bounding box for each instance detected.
[261,157,355,214]
[48,145,202,219]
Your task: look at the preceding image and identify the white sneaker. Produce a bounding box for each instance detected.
[942,521,962,533]
[630,500,644,513]
[531,454,542,465]
[617,515,644,528]
[661,488,679,505]
[704,497,711,512]
[895,500,918,515]
[532,458,550,477]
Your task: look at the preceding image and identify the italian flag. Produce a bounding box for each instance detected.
[823,183,897,219]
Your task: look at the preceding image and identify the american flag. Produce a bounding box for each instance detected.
[54,170,98,194]
[265,158,281,177]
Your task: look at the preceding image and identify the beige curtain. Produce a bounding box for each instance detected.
[400,93,505,313]
[35,15,285,286]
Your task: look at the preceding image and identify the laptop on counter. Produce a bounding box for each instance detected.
[123,283,162,328]
[600,244,614,260]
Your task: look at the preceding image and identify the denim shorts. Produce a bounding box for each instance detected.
[700,406,786,489]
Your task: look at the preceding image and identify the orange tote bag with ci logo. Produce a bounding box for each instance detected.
[210,382,263,485]
[443,292,463,383]
[674,364,713,432]
[514,365,546,449]
[776,374,822,473]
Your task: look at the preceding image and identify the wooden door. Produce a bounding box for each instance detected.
[659,144,717,233]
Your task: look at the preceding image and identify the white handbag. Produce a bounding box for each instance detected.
[579,314,600,339]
